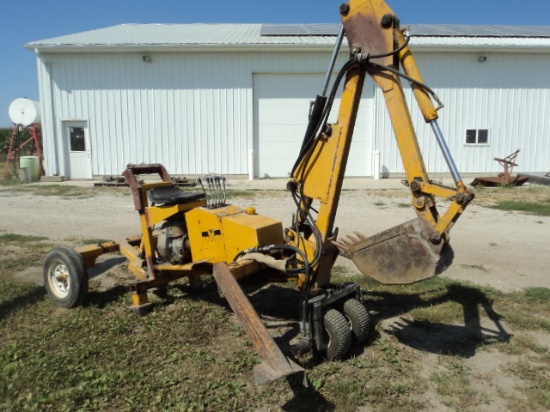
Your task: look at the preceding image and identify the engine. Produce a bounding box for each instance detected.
[155,217,192,263]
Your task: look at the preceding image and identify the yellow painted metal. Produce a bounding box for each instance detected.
[75,241,120,268]
[117,238,148,280]
[138,212,156,278]
[155,261,209,273]
[134,181,172,217]
[292,70,364,242]
[186,206,230,262]
[290,66,366,287]
[131,182,207,279]
[285,0,475,287]
[132,291,148,306]
[223,209,285,261]
[341,0,474,236]
[127,262,148,281]
[186,205,284,263]
[396,30,440,123]
[145,200,206,227]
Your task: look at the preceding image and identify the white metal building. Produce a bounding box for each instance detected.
[26,23,550,179]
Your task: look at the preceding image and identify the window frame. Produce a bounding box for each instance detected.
[465,128,490,146]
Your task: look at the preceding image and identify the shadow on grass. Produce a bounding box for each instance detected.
[87,256,127,279]
[86,267,511,361]
[0,284,47,321]
[282,373,335,412]
[86,285,129,309]
[79,266,511,411]
[366,283,512,357]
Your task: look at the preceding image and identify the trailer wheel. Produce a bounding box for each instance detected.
[324,309,352,361]
[43,247,88,308]
[343,298,370,343]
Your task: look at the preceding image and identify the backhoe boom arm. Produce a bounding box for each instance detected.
[289,0,474,287]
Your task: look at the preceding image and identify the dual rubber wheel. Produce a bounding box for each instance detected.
[43,246,88,308]
[324,298,370,361]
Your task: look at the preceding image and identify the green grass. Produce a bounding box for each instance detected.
[430,359,486,409]
[3,184,96,199]
[504,360,550,410]
[0,232,53,275]
[490,200,550,216]
[2,238,550,410]
[0,233,49,244]
[0,276,256,411]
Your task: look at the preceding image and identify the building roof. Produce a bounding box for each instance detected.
[26,23,550,53]
[261,23,550,38]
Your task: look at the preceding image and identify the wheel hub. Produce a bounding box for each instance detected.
[50,263,70,297]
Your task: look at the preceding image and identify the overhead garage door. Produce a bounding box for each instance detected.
[253,73,374,178]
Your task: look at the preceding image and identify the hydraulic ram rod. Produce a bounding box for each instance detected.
[430,120,463,185]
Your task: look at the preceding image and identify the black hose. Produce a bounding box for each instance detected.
[291,33,413,178]
[366,33,411,60]
[368,60,443,108]
[233,243,312,335]
[290,59,357,178]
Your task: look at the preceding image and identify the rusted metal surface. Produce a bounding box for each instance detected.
[122,163,172,210]
[94,175,194,188]
[93,176,129,187]
[342,0,396,68]
[471,175,528,187]
[333,218,452,285]
[472,149,529,187]
[212,262,304,384]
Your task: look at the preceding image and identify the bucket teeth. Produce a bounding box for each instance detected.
[332,218,452,285]
[334,232,368,251]
[348,232,367,242]
[333,240,352,257]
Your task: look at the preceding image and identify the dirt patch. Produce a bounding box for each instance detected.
[2,184,548,292]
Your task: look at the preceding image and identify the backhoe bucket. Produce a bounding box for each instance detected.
[333,218,453,285]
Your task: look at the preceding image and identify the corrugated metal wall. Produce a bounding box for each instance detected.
[38,48,550,177]
[41,52,250,176]
[39,51,353,177]
[375,52,550,175]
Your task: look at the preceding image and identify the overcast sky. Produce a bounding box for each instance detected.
[2,0,550,127]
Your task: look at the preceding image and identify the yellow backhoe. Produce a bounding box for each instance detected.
[43,0,474,384]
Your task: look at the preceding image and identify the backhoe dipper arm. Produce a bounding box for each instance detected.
[342,0,473,237]
[288,0,473,287]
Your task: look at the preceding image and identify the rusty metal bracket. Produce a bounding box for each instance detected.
[472,149,529,187]
[212,262,305,385]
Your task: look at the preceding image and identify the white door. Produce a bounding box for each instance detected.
[253,73,374,178]
[64,121,92,179]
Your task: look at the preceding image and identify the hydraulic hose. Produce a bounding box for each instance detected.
[234,243,313,336]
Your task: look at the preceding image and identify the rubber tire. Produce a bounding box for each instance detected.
[43,246,88,308]
[343,298,371,344]
[324,309,352,361]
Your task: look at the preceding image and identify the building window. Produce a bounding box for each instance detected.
[70,127,86,152]
[465,129,489,145]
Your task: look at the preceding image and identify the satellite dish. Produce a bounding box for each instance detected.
[9,98,41,127]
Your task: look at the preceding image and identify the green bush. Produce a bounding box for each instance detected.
[0,127,39,153]
[0,128,12,151]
